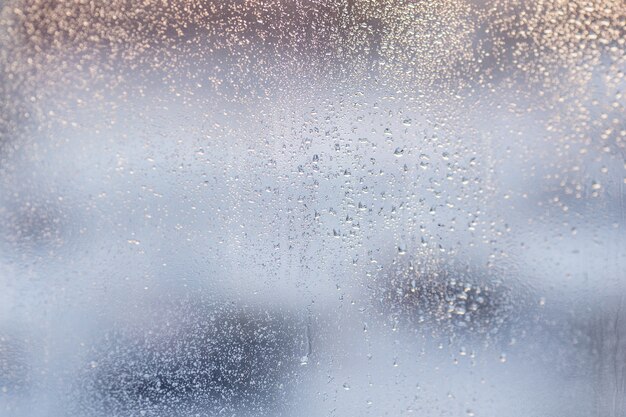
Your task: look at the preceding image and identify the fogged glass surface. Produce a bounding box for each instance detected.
[0,1,624,416]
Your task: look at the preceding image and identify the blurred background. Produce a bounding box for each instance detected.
[0,0,625,416]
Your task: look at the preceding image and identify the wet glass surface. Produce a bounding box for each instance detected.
[0,1,625,416]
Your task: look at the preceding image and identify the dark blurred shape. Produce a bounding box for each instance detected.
[374,255,535,344]
[76,303,305,416]
[0,198,68,258]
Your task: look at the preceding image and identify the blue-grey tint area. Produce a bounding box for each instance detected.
[0,1,625,416]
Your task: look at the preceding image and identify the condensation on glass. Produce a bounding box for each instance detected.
[0,1,624,416]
